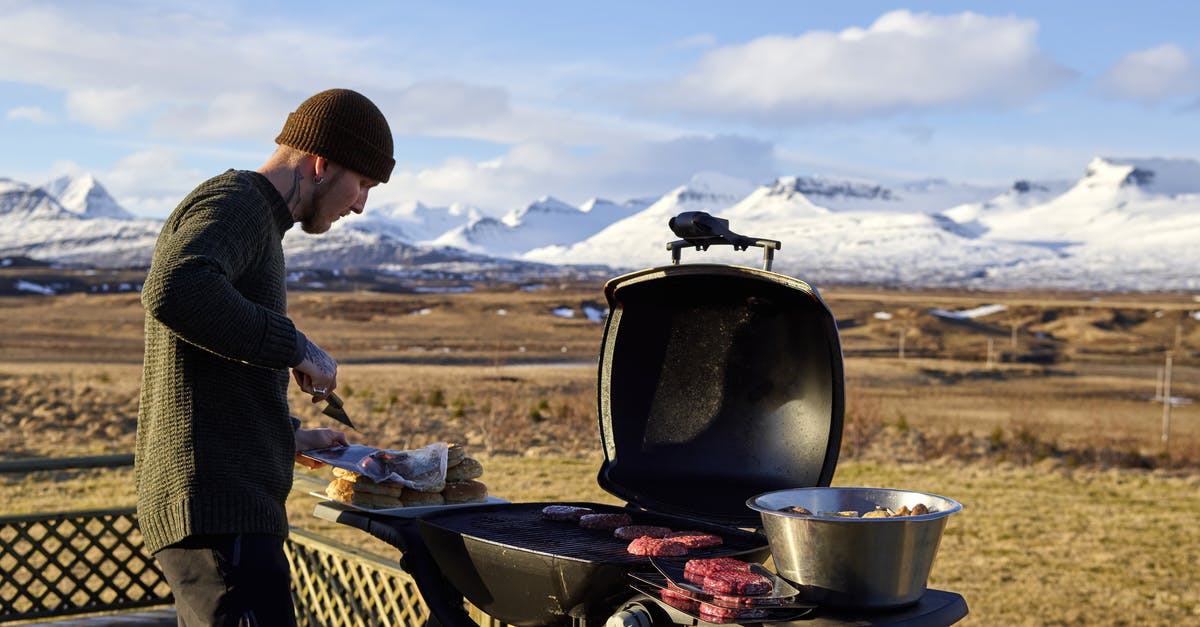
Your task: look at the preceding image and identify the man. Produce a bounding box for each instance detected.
[135,88,394,626]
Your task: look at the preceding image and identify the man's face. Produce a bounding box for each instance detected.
[300,163,379,235]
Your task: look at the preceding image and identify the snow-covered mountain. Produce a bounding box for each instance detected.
[39,174,134,219]
[937,157,1200,290]
[522,158,1200,289]
[428,195,651,256]
[523,175,1059,285]
[347,200,484,243]
[0,181,160,266]
[522,172,757,266]
[3,158,1200,291]
[785,175,1011,214]
[940,179,1073,238]
[0,180,74,221]
[945,157,1200,245]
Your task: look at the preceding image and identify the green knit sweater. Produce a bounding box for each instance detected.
[136,170,306,555]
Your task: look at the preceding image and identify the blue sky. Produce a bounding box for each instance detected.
[2,0,1198,218]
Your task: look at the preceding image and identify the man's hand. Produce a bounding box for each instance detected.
[294,427,349,468]
[292,337,337,403]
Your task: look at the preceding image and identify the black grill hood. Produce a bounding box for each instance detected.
[596,263,844,526]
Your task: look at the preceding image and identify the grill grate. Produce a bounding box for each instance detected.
[420,502,766,564]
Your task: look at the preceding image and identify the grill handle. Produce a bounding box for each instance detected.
[666,211,782,271]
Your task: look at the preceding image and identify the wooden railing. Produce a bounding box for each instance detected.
[0,455,498,626]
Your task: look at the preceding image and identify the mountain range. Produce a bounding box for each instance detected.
[2,156,1199,291]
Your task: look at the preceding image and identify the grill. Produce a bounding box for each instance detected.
[411,501,772,626]
[315,212,967,627]
[418,503,765,563]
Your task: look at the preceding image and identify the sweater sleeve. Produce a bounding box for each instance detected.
[142,180,299,369]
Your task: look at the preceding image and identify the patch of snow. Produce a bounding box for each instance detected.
[16,280,54,295]
[412,286,474,293]
[583,306,607,323]
[929,304,1008,320]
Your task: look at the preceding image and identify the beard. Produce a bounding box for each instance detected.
[298,213,326,235]
[298,170,345,234]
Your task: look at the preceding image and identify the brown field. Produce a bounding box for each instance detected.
[2,282,1199,625]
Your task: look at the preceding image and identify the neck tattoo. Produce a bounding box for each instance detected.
[281,169,303,214]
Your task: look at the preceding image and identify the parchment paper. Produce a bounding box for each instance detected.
[301,442,449,493]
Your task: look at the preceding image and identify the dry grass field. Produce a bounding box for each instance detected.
[2,281,1199,625]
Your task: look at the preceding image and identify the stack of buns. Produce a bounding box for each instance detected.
[324,442,488,509]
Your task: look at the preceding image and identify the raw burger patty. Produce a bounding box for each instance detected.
[626,536,688,557]
[613,525,673,540]
[712,593,784,607]
[702,569,774,595]
[659,586,699,612]
[541,505,594,522]
[578,512,633,530]
[699,603,768,622]
[664,530,723,548]
[684,557,751,582]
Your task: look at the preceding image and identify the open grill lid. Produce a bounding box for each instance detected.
[596,216,844,527]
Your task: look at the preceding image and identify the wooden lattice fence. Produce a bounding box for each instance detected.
[287,527,429,626]
[0,508,171,622]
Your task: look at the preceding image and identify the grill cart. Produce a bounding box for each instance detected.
[314,212,967,627]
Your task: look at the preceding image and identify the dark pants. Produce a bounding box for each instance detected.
[155,533,297,627]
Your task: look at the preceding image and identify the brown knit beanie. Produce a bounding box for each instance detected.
[275,88,395,183]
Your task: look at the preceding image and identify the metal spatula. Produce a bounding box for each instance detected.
[321,392,356,431]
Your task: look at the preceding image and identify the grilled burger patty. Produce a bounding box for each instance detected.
[664,530,723,548]
[540,505,594,521]
[613,525,673,540]
[578,512,633,530]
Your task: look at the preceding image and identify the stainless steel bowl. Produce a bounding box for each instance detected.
[747,487,962,609]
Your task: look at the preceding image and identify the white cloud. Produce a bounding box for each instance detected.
[100,148,207,217]
[0,3,632,148]
[6,106,54,124]
[0,2,779,213]
[643,10,1075,124]
[153,88,295,140]
[387,81,511,132]
[1096,44,1200,105]
[65,87,152,129]
[0,3,393,138]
